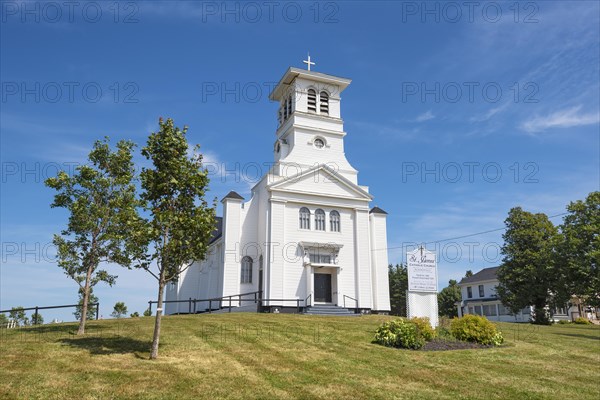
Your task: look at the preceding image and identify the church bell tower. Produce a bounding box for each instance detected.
[268,58,359,184]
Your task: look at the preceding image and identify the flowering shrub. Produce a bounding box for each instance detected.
[373,319,428,349]
[450,315,504,346]
[573,317,592,325]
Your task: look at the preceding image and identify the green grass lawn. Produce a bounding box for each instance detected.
[0,314,598,399]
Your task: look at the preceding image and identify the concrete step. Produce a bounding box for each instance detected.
[304,306,359,316]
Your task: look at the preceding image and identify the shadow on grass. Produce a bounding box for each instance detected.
[553,332,600,341]
[59,336,152,357]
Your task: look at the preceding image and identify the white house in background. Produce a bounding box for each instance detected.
[456,267,533,323]
[456,266,594,322]
[165,65,391,314]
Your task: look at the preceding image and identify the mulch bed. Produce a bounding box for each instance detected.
[421,338,493,351]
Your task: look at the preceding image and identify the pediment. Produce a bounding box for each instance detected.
[268,164,373,201]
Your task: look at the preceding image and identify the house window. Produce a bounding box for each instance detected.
[314,138,325,149]
[483,305,497,317]
[474,305,482,315]
[315,209,325,231]
[299,207,311,229]
[479,285,485,297]
[330,210,340,232]
[241,256,252,284]
[498,304,512,316]
[309,252,332,264]
[307,89,317,112]
[467,286,473,299]
[319,91,329,114]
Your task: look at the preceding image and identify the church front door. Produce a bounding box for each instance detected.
[314,273,332,303]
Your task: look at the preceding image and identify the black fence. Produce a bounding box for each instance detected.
[148,291,307,314]
[0,302,100,325]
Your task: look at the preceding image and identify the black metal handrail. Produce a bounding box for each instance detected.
[148,291,311,314]
[343,295,357,310]
[304,293,312,308]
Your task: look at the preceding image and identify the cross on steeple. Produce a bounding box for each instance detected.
[303,53,315,71]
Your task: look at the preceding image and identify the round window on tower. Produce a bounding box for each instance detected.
[314,138,325,149]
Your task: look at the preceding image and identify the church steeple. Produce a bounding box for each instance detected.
[268,65,358,183]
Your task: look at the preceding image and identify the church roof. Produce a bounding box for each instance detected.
[269,67,352,101]
[209,217,223,244]
[369,206,388,215]
[222,191,244,201]
[458,266,500,285]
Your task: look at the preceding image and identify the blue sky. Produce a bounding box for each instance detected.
[1,1,599,321]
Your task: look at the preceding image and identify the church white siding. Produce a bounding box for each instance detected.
[165,66,391,313]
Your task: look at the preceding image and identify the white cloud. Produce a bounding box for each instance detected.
[415,110,435,122]
[520,105,599,133]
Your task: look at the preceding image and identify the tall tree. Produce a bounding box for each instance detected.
[46,138,139,335]
[389,264,408,316]
[464,270,473,278]
[558,191,600,307]
[438,279,461,318]
[74,290,99,321]
[496,207,558,324]
[135,118,216,359]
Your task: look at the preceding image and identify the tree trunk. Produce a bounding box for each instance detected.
[77,264,93,335]
[150,268,166,359]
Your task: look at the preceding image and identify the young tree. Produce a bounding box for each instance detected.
[464,270,473,278]
[558,191,600,307]
[143,308,152,317]
[30,312,44,325]
[46,138,140,335]
[135,118,216,359]
[389,264,408,316]
[74,290,99,321]
[438,279,461,318]
[9,307,28,326]
[111,302,128,318]
[130,312,140,318]
[496,207,558,324]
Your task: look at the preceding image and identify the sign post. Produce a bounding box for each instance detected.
[406,246,439,327]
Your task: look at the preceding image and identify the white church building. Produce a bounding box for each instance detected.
[166,64,391,314]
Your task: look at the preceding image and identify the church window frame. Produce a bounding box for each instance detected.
[329,210,340,232]
[313,137,325,149]
[319,91,329,114]
[241,256,253,284]
[307,88,317,112]
[299,207,311,230]
[315,209,326,231]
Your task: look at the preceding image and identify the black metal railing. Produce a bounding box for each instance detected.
[343,295,358,312]
[148,291,309,314]
[0,302,100,324]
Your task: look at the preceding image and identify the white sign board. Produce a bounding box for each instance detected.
[407,248,438,293]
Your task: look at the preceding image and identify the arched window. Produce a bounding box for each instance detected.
[330,210,340,232]
[299,207,311,229]
[319,91,329,114]
[307,89,317,112]
[241,256,253,284]
[315,209,325,231]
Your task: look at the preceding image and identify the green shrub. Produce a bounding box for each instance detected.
[410,317,436,341]
[436,316,453,338]
[573,317,592,325]
[556,319,571,325]
[450,315,504,346]
[373,319,426,349]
